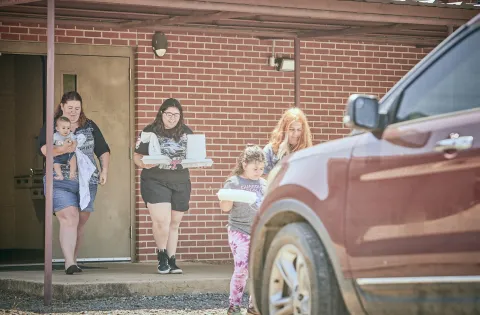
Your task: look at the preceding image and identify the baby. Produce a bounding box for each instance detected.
[53,116,77,180]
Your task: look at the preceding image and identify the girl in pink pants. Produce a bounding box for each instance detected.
[218,145,266,315]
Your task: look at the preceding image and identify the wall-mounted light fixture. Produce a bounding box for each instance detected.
[274,57,295,71]
[152,32,168,57]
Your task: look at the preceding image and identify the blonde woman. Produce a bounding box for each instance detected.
[263,107,312,175]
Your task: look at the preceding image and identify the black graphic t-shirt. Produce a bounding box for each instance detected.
[38,119,110,184]
[135,124,193,183]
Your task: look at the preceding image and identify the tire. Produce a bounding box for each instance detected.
[261,222,348,315]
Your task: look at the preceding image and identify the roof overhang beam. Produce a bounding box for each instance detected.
[0,0,38,7]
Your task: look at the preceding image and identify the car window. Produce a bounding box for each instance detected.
[395,29,480,123]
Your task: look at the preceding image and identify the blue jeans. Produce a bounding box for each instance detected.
[44,178,98,213]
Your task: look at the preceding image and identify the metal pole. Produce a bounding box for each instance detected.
[44,0,55,306]
[294,37,300,107]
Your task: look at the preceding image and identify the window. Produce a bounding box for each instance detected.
[63,74,77,93]
[395,29,480,123]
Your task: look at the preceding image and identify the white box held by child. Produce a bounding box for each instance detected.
[217,189,257,204]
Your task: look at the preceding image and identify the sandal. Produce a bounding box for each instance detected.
[65,265,77,275]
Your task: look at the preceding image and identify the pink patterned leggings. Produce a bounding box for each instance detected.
[228,228,254,308]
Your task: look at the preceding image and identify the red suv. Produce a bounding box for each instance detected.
[249,14,480,315]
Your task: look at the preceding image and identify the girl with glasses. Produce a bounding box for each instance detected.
[133,98,193,275]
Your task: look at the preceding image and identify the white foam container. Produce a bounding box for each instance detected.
[187,134,207,160]
[217,189,257,204]
[141,134,213,169]
[142,155,213,168]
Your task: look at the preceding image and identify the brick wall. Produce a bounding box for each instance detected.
[0,22,430,262]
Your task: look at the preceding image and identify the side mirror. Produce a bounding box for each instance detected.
[343,94,380,131]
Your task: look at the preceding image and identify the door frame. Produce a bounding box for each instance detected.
[0,40,137,262]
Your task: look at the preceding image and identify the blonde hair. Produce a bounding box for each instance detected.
[269,107,312,159]
[231,145,266,176]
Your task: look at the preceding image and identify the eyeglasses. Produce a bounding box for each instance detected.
[163,112,181,119]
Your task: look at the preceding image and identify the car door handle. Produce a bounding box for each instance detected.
[434,136,473,152]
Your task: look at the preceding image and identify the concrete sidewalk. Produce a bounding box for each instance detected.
[0,262,234,300]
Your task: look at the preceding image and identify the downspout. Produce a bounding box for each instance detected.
[294,37,300,107]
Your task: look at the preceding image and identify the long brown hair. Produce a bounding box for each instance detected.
[269,107,312,158]
[54,91,87,128]
[230,145,266,176]
[150,98,185,142]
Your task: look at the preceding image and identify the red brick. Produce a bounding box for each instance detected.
[1,33,20,40]
[2,22,20,26]
[20,34,38,41]
[19,22,40,28]
[76,37,93,44]
[57,36,75,43]
[66,30,84,37]
[119,32,137,39]
[102,31,119,39]
[85,31,102,37]
[93,38,110,45]
[10,27,28,34]
[111,39,129,46]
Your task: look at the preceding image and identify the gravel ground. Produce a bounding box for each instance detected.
[0,290,252,315]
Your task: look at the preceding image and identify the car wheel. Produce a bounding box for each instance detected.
[261,222,348,315]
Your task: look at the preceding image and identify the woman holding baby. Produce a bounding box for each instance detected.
[37,91,110,275]
[133,98,193,275]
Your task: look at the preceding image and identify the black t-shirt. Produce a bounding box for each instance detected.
[135,124,193,183]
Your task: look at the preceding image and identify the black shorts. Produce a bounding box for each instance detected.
[140,177,192,212]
